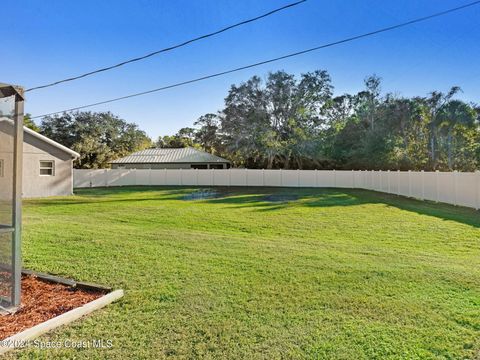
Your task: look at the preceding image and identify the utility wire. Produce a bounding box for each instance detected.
[31,0,480,119]
[25,0,307,92]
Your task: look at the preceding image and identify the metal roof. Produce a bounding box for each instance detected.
[0,117,80,159]
[111,147,230,164]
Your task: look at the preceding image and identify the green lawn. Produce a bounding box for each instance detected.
[9,187,480,359]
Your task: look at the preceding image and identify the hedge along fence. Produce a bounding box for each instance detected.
[74,169,480,210]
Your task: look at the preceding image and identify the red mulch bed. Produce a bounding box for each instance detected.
[0,275,105,340]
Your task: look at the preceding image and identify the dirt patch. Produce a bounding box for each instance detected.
[183,189,226,200]
[264,194,299,202]
[0,275,105,340]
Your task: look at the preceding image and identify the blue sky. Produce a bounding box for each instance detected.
[1,0,479,139]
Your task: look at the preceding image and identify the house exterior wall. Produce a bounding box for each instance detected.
[111,163,228,170]
[0,122,74,198]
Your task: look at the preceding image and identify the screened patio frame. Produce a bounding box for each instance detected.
[0,82,24,310]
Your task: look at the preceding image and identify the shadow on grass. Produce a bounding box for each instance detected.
[358,190,480,229]
[26,187,191,206]
[203,187,480,228]
[27,186,480,229]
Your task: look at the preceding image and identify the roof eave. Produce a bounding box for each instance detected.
[24,126,80,159]
[0,117,80,159]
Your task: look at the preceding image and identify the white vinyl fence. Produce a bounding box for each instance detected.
[74,169,480,210]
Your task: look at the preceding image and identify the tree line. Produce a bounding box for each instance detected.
[29,69,479,171]
[161,70,480,171]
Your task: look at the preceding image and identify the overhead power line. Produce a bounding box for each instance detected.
[25,0,307,92]
[31,0,480,119]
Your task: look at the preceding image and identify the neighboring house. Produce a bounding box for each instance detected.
[0,117,80,198]
[110,147,231,169]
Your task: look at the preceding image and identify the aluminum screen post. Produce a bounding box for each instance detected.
[12,97,24,307]
[0,82,25,309]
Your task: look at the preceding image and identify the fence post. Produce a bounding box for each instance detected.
[453,170,458,206]
[379,170,383,192]
[387,170,391,193]
[435,170,440,203]
[104,169,109,187]
[396,170,400,195]
[421,170,425,200]
[476,170,480,210]
[408,170,412,198]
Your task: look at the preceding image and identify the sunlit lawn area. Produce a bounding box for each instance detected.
[10,186,480,359]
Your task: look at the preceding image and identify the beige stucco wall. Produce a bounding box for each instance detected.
[0,122,74,198]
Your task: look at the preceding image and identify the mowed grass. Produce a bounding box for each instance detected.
[9,186,480,359]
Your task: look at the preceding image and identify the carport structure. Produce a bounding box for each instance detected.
[0,82,24,310]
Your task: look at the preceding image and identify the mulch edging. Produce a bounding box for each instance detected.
[0,275,105,340]
[0,272,123,356]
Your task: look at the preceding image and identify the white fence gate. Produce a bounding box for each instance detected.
[74,169,480,210]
